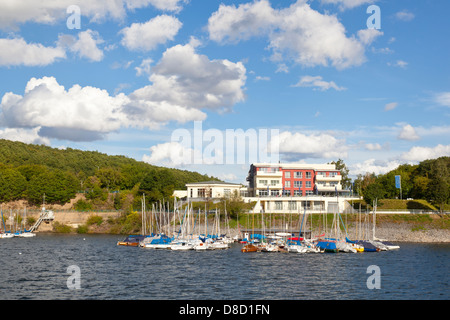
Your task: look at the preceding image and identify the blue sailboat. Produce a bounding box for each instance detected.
[0,209,14,239]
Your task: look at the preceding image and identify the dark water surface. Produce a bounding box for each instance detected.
[0,234,448,300]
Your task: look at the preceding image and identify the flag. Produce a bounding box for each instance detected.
[395,175,401,189]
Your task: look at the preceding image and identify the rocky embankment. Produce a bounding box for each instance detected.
[368,223,450,243]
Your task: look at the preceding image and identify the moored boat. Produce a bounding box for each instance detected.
[117,235,145,246]
[170,239,194,250]
[241,243,258,252]
[316,240,339,253]
[0,232,14,239]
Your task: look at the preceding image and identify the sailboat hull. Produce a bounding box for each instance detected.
[241,244,258,252]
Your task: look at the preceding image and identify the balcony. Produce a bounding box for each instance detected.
[256,182,283,189]
[255,170,282,177]
[315,174,342,182]
[316,184,342,192]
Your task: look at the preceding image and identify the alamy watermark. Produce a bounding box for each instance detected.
[366,265,381,289]
[367,5,381,30]
[66,5,81,30]
[67,265,81,290]
[169,121,279,166]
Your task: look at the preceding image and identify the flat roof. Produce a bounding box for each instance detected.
[251,163,337,170]
[186,181,243,186]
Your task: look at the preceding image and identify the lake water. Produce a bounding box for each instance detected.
[0,234,448,302]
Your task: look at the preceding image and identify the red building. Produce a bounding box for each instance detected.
[246,163,342,197]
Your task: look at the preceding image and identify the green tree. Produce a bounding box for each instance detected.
[0,168,27,202]
[427,157,450,212]
[26,169,78,205]
[363,181,386,208]
[330,159,351,189]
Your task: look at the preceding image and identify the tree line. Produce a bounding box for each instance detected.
[352,156,449,212]
[0,139,218,207]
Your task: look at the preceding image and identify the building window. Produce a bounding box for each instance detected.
[284,181,291,188]
[305,172,312,179]
[259,190,268,196]
[283,190,291,196]
[294,181,302,188]
[294,190,302,196]
[260,167,279,173]
[224,189,231,197]
[284,171,291,179]
[314,201,324,210]
[270,180,278,186]
[259,179,268,186]
[271,190,279,196]
[305,190,313,196]
[190,189,193,197]
[198,188,206,198]
[288,201,297,210]
[330,172,337,177]
[275,201,283,210]
[305,181,312,188]
[295,171,302,179]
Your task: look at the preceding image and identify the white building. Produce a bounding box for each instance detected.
[185,181,245,201]
[174,163,359,213]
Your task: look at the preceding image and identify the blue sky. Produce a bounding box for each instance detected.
[0,0,449,183]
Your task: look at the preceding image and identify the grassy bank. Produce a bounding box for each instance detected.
[50,211,450,236]
[349,199,440,211]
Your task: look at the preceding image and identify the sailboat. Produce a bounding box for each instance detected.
[241,212,258,252]
[370,199,400,250]
[119,195,148,247]
[16,207,36,237]
[289,207,322,253]
[287,208,308,253]
[0,207,14,239]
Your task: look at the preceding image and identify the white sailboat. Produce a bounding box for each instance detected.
[0,206,14,239]
[16,207,36,237]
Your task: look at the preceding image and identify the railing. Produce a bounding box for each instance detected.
[343,208,449,215]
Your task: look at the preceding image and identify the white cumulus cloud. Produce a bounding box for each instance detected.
[0,40,247,142]
[58,29,104,62]
[320,0,375,10]
[271,131,349,160]
[292,75,346,91]
[120,15,182,51]
[142,141,199,167]
[129,39,247,113]
[435,92,450,107]
[207,0,376,69]
[0,76,128,141]
[398,124,420,141]
[350,159,401,176]
[0,0,189,30]
[0,37,66,66]
[400,144,450,162]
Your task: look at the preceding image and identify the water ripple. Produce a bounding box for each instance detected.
[0,234,448,300]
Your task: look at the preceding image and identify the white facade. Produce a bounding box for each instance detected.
[185,181,244,200]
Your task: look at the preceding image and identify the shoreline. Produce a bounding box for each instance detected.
[32,223,450,243]
[7,210,449,243]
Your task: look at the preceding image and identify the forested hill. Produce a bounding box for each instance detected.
[353,156,450,212]
[0,139,219,206]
